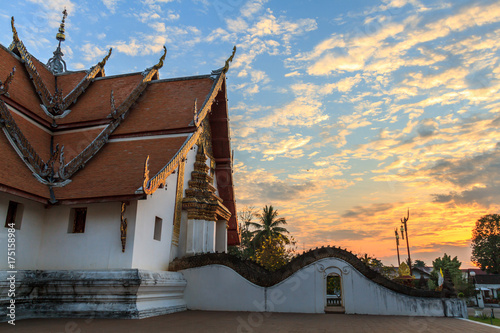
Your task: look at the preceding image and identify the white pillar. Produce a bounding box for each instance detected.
[215,220,227,253]
[186,219,205,255]
[186,219,216,255]
[205,221,216,253]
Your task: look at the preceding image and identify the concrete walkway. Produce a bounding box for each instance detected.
[2,311,499,333]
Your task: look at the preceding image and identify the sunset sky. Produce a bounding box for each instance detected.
[2,0,499,268]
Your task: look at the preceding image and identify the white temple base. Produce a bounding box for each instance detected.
[0,269,187,321]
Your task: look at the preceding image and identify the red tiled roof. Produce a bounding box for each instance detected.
[53,136,188,200]
[57,71,88,96]
[58,73,144,124]
[114,77,213,135]
[10,110,52,161]
[0,132,50,199]
[53,127,106,161]
[31,56,55,95]
[0,47,46,121]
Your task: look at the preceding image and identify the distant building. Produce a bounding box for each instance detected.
[413,266,432,280]
[463,269,500,304]
[0,13,238,319]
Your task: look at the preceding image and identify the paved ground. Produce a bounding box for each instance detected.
[2,310,499,333]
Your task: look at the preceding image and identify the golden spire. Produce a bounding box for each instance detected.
[56,8,68,42]
[47,9,68,74]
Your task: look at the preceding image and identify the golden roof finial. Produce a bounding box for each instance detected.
[222,46,237,74]
[153,46,167,70]
[56,8,68,42]
[98,48,113,68]
[11,17,19,43]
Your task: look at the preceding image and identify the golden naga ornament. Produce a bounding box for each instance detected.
[120,202,128,252]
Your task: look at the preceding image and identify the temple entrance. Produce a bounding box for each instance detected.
[325,273,344,313]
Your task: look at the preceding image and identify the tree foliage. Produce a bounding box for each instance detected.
[414,260,426,268]
[359,253,398,279]
[247,205,290,247]
[430,253,475,298]
[229,205,295,270]
[430,253,462,283]
[251,235,290,271]
[471,214,500,274]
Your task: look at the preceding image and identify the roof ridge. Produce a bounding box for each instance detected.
[56,48,113,116]
[11,17,54,109]
[0,100,49,180]
[58,47,168,182]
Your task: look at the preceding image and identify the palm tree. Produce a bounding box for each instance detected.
[247,205,290,247]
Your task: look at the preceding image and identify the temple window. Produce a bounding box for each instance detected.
[154,216,162,241]
[4,201,24,230]
[69,208,87,233]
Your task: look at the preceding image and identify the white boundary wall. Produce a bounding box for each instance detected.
[181,258,467,317]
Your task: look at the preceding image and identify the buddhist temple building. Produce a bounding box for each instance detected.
[0,12,239,319]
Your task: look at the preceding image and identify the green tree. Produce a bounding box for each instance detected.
[359,253,397,279]
[471,214,500,274]
[248,205,290,247]
[430,253,462,283]
[414,260,426,268]
[430,253,475,297]
[251,235,289,271]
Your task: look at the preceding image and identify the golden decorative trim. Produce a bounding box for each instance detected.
[120,202,127,252]
[194,69,224,128]
[143,127,203,195]
[172,161,185,246]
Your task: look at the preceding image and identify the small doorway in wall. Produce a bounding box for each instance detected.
[325,273,344,313]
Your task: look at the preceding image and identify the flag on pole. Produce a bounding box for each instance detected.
[438,268,444,288]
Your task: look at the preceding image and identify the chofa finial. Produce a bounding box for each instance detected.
[98,48,113,68]
[222,46,237,74]
[153,46,167,70]
[11,17,19,43]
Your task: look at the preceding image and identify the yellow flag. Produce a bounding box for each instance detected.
[438,268,444,287]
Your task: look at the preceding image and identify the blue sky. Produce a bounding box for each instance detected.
[2,0,500,268]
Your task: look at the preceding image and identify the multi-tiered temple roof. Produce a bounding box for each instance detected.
[0,15,239,244]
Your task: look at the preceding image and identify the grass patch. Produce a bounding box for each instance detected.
[468,315,500,327]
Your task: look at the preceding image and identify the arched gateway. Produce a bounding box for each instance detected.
[170,246,467,317]
[325,271,343,312]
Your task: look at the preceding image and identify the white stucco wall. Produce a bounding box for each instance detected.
[0,193,137,270]
[181,258,467,317]
[0,192,45,270]
[182,265,265,311]
[38,201,136,270]
[132,170,178,271]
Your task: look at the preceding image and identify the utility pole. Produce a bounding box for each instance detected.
[395,228,401,267]
[400,209,412,275]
